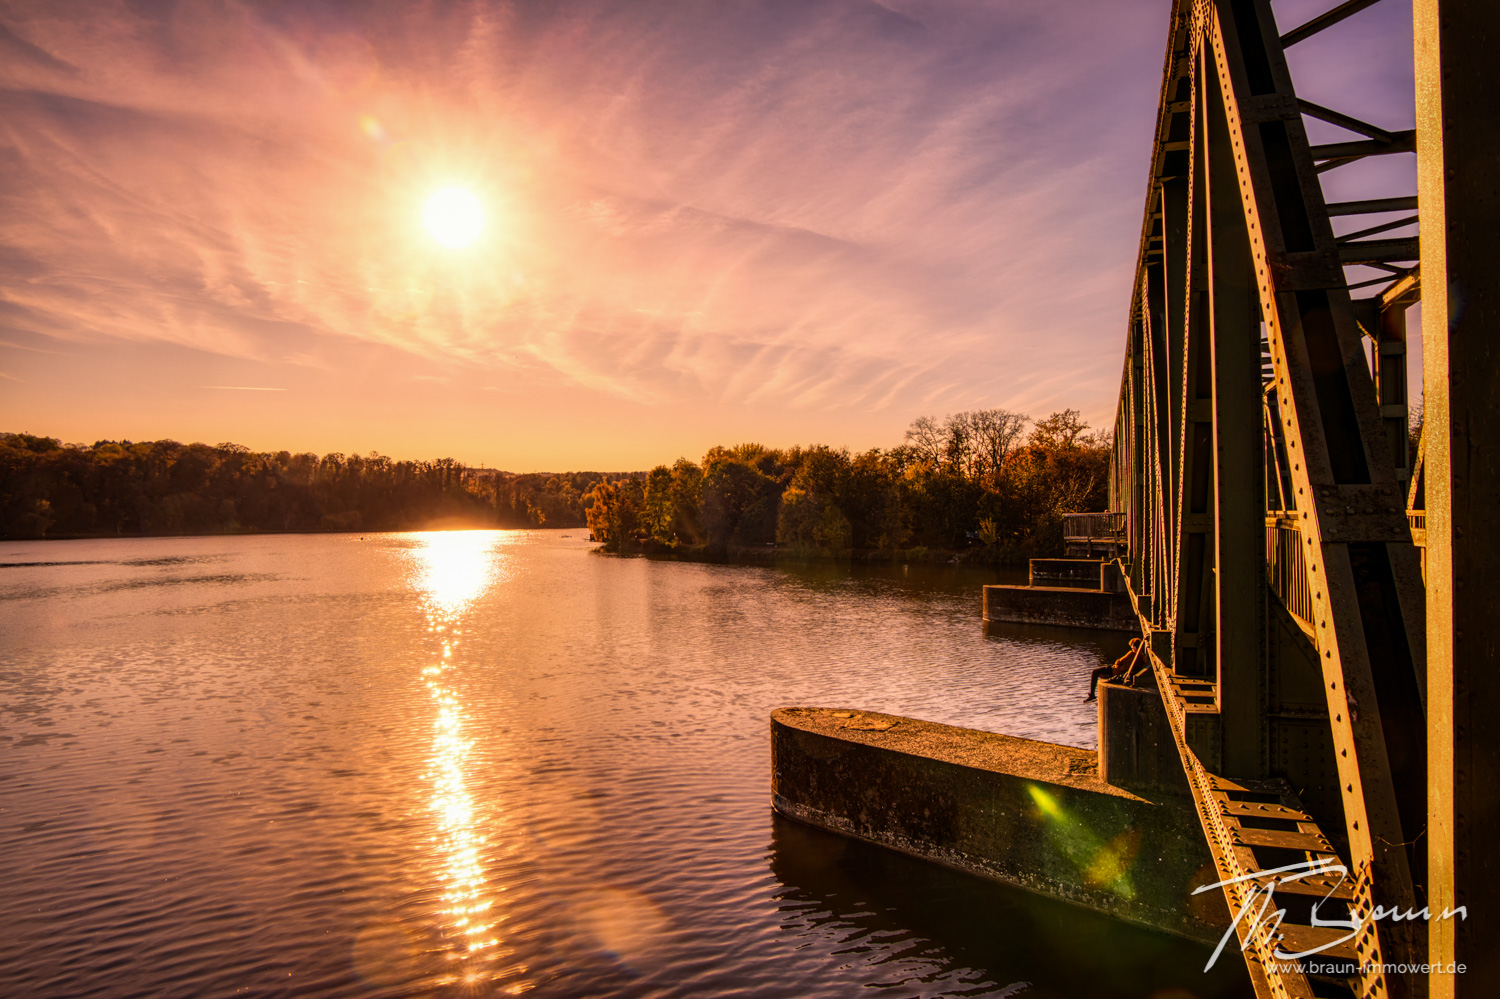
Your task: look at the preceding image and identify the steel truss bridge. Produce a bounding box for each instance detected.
[1104,1,1495,996]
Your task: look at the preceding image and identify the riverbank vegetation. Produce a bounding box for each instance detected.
[0,433,620,539]
[3,408,1109,562]
[586,409,1110,563]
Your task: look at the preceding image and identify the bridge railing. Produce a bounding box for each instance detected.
[1408,511,1426,579]
[1267,510,1428,621]
[1266,515,1314,626]
[1061,512,1126,542]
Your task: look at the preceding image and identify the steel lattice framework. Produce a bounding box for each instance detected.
[1106,1,1497,996]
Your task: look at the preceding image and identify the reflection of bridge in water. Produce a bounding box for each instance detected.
[775,2,1495,997]
[1101,0,1495,995]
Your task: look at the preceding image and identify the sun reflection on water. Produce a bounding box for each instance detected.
[406,531,523,988]
[416,530,502,618]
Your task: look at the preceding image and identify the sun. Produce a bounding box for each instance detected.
[423,187,485,248]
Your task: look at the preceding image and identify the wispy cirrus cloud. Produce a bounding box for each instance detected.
[0,0,1197,463]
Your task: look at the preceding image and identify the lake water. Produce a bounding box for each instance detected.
[0,531,1250,998]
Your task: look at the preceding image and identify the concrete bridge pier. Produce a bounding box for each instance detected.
[982,558,1137,631]
[770,694,1228,944]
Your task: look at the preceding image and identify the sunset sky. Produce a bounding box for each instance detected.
[0,0,1415,471]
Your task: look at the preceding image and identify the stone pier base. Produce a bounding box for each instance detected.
[1098,679,1188,796]
[982,583,1137,631]
[771,707,1228,943]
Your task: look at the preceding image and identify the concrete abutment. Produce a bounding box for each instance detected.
[770,706,1228,943]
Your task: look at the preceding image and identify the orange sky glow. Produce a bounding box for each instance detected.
[0,0,1415,470]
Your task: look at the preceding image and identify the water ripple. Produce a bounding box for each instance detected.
[0,532,1250,999]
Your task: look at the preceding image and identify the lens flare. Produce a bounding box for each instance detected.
[1026,783,1138,899]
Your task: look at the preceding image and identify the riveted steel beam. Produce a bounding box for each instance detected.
[1326,196,1419,217]
[1310,132,1417,161]
[1279,0,1384,48]
[1299,99,1401,143]
[1204,48,1268,778]
[1172,35,1219,699]
[1415,0,1500,993]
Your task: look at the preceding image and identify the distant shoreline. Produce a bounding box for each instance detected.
[0,527,1027,567]
[0,524,560,543]
[618,542,1023,568]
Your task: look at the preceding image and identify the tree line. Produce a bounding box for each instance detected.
[585,409,1110,562]
[0,433,624,539]
[3,408,1109,561]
